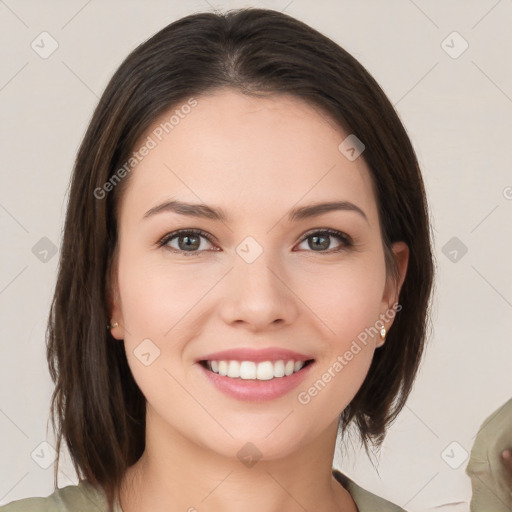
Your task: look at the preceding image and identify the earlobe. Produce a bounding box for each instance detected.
[108,308,125,340]
[377,242,408,347]
[106,276,125,340]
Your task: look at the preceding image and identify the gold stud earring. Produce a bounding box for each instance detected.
[107,321,119,330]
[380,327,386,341]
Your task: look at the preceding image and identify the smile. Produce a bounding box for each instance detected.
[201,359,314,380]
[198,357,315,402]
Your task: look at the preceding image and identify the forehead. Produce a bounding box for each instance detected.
[120,89,378,226]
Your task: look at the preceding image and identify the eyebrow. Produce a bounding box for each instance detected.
[143,199,369,224]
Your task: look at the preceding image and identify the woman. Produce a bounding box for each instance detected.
[2,7,434,512]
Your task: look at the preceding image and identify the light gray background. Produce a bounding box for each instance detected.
[1,1,511,511]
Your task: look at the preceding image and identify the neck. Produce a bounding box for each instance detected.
[118,412,357,512]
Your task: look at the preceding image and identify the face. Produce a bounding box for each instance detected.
[110,88,408,461]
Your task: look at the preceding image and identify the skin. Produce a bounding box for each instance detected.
[109,88,409,512]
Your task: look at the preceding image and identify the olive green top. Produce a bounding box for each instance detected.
[465,397,512,512]
[1,469,406,511]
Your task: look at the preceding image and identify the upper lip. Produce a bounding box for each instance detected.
[197,347,314,363]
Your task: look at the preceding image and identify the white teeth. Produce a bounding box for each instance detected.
[273,360,285,377]
[239,361,256,380]
[256,361,274,380]
[227,360,240,378]
[206,359,308,380]
[218,360,228,376]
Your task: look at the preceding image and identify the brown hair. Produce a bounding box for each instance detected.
[47,7,434,511]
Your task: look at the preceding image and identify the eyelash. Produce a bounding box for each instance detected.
[156,228,353,257]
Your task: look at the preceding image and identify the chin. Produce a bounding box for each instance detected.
[190,417,316,463]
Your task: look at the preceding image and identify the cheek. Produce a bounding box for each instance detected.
[292,256,386,413]
[296,255,387,342]
[296,267,382,419]
[116,253,221,395]
[296,345,374,431]
[117,249,219,338]
[116,253,196,404]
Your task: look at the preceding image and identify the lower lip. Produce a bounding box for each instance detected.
[198,362,315,402]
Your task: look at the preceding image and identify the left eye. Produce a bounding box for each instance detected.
[295,229,352,253]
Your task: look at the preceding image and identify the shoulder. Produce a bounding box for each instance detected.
[466,397,512,472]
[333,469,407,512]
[0,480,118,512]
[465,398,512,510]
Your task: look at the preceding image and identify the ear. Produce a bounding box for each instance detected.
[106,267,125,340]
[378,241,409,345]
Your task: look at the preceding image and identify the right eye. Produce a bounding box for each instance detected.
[157,229,218,256]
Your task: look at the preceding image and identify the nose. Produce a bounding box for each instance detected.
[218,248,300,332]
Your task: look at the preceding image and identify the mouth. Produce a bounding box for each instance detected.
[199,358,315,381]
[195,347,316,401]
